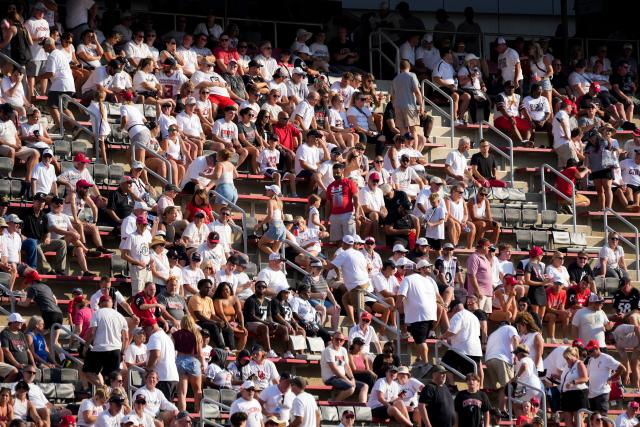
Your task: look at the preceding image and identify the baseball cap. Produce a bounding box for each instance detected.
[207,231,219,243]
[5,213,23,223]
[121,414,140,425]
[633,128,640,138]
[191,252,202,262]
[176,411,191,421]
[623,43,633,50]
[504,275,518,286]
[42,148,53,157]
[307,129,322,138]
[132,161,144,170]
[585,339,600,351]
[164,183,180,192]
[33,2,47,11]
[73,153,90,163]
[292,67,306,75]
[588,293,604,303]
[142,318,157,327]
[364,236,376,244]
[310,260,323,268]
[185,96,197,105]
[241,380,256,390]
[194,209,206,218]
[134,395,147,403]
[592,82,601,93]
[529,246,544,257]
[392,243,408,252]
[163,57,177,67]
[572,339,585,347]
[8,313,25,323]
[248,60,262,68]
[397,366,410,375]
[120,175,133,184]
[353,234,365,244]
[496,36,507,44]
[416,259,432,269]
[360,311,372,321]
[465,53,480,62]
[0,218,6,228]
[330,147,342,156]
[416,237,429,246]
[430,364,448,374]
[369,171,381,181]
[630,401,640,409]
[76,179,94,189]
[133,201,150,211]
[530,397,540,407]
[136,215,148,224]
[99,294,112,304]
[237,349,251,361]
[108,394,125,404]
[71,287,83,295]
[265,184,281,195]
[23,270,41,284]
[342,235,355,245]
[443,242,454,250]
[269,252,283,261]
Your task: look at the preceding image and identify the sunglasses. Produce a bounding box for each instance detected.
[169,128,178,132]
[24,371,36,374]
[333,337,345,342]
[344,414,355,419]
[221,212,231,216]
[362,318,371,323]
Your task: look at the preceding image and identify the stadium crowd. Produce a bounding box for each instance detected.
[0,1,639,427]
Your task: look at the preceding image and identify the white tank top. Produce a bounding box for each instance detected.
[521,332,544,372]
[532,58,548,79]
[473,198,487,219]
[165,137,182,160]
[560,361,588,392]
[272,207,283,222]
[13,397,28,420]
[383,147,395,172]
[449,197,465,222]
[63,195,86,218]
[218,169,233,184]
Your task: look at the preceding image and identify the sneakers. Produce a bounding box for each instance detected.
[97,246,115,255]
[12,290,27,298]
[428,330,437,339]
[455,119,465,126]
[82,271,98,277]
[559,204,573,215]
[282,351,295,359]
[290,193,300,198]
[266,349,278,358]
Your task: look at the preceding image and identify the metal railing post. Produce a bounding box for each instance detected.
[61,94,104,162]
[481,120,514,187]
[208,189,248,254]
[130,141,172,187]
[420,79,454,147]
[200,397,230,427]
[283,239,323,264]
[50,323,91,366]
[541,163,577,232]
[507,380,547,427]
[604,208,640,279]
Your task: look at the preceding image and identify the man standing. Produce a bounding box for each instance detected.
[484,322,519,415]
[120,215,153,294]
[326,163,359,243]
[586,339,625,414]
[397,259,444,366]
[572,294,613,346]
[258,373,295,423]
[495,36,522,90]
[21,192,67,274]
[144,318,179,401]
[418,365,455,427]
[290,376,320,427]
[454,373,491,427]
[391,59,424,135]
[466,238,493,313]
[441,300,483,387]
[331,235,371,327]
[24,3,50,99]
[39,37,75,131]
[82,295,129,386]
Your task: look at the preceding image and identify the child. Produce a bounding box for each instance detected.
[307,194,325,231]
[201,329,213,368]
[204,350,233,389]
[424,192,446,257]
[86,88,111,164]
[258,133,297,196]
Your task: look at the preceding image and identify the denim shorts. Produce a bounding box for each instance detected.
[176,354,201,376]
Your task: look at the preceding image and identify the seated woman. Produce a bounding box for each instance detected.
[467,187,501,245]
[212,281,248,352]
[348,337,377,389]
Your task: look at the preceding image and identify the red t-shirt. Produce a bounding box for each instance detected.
[556,166,578,199]
[72,307,93,339]
[273,123,301,151]
[185,201,213,223]
[132,292,158,322]
[546,287,567,310]
[326,178,358,215]
[567,285,591,308]
[212,48,239,73]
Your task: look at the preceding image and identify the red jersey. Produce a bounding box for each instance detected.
[546,287,567,310]
[326,178,358,215]
[132,292,158,322]
[273,123,301,151]
[567,285,591,308]
[556,166,578,199]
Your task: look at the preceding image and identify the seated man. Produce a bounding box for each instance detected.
[320,331,368,403]
[493,80,532,145]
[470,139,508,188]
[358,172,387,237]
[521,83,552,148]
[1,313,35,370]
[431,49,470,125]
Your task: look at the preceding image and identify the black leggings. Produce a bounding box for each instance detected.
[197,320,225,348]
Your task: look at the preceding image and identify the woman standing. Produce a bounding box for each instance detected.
[523,246,551,319]
[149,236,170,291]
[585,127,617,211]
[212,281,248,352]
[172,315,205,411]
[120,90,150,152]
[161,124,188,185]
[528,42,554,109]
[205,149,238,209]
[560,346,589,427]
[255,184,285,255]
[515,312,544,376]
[512,345,544,412]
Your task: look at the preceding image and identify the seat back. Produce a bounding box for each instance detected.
[541,210,558,228]
[515,230,532,251]
[532,231,549,249]
[219,388,237,407]
[320,406,339,422]
[0,158,14,178]
[521,207,538,228]
[504,207,522,228]
[552,231,571,248]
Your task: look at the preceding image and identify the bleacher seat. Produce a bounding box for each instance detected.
[219,389,237,407]
[521,207,538,228]
[552,231,571,248]
[71,140,89,156]
[515,230,532,251]
[108,164,124,184]
[492,205,505,224]
[93,163,109,184]
[532,230,550,249]
[0,158,14,178]
[54,140,71,159]
[320,406,339,422]
[111,254,127,277]
[354,406,373,422]
[0,179,10,196]
[541,210,558,229]
[10,180,24,199]
[41,368,79,383]
[504,206,521,228]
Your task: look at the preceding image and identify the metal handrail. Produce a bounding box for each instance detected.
[434,340,478,379]
[369,29,401,78]
[283,238,323,264]
[374,27,484,57]
[478,120,515,187]
[541,163,577,232]
[50,323,90,366]
[0,52,28,96]
[576,408,615,427]
[284,259,310,277]
[365,291,402,356]
[420,79,455,148]
[58,95,102,160]
[507,380,547,427]
[130,141,173,187]
[209,189,248,254]
[128,365,146,402]
[603,208,640,278]
[200,397,229,427]
[0,283,16,313]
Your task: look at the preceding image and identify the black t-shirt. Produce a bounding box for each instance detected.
[243,294,272,322]
[472,308,488,322]
[328,39,358,65]
[610,73,634,95]
[384,190,410,226]
[27,281,62,314]
[419,381,456,427]
[567,261,593,284]
[382,102,396,142]
[386,214,414,246]
[21,210,48,241]
[107,188,134,220]
[270,298,294,323]
[470,153,496,180]
[551,72,569,91]
[613,288,640,314]
[454,390,492,427]
[525,261,545,283]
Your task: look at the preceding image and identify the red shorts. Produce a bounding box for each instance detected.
[494,116,531,134]
[208,94,236,108]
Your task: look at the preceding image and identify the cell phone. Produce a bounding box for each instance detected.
[147,213,156,222]
[33,130,40,137]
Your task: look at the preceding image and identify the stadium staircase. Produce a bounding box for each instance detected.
[1,76,640,426]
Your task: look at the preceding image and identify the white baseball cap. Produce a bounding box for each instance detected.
[496,36,507,45]
[416,237,429,246]
[292,67,306,75]
[423,34,433,43]
[241,380,256,390]
[132,161,144,170]
[394,257,414,268]
[133,201,150,211]
[8,313,25,323]
[268,252,284,261]
[42,148,54,157]
[416,259,433,269]
[265,184,281,195]
[465,53,480,62]
[296,45,311,56]
[121,415,141,425]
[392,243,408,252]
[342,235,355,245]
[353,234,365,244]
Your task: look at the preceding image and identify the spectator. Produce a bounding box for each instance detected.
[545,280,571,343]
[391,59,423,135]
[595,232,627,279]
[454,373,491,427]
[559,346,589,427]
[493,80,532,145]
[585,339,625,414]
[495,37,522,90]
[620,150,640,208]
[458,54,490,124]
[326,163,359,242]
[133,370,178,426]
[0,103,39,182]
[289,376,320,427]
[418,364,455,427]
[484,322,518,415]
[432,49,470,125]
[330,235,371,326]
[321,331,368,403]
[572,293,612,347]
[39,37,75,131]
[512,344,544,405]
[470,139,508,188]
[143,319,180,404]
[0,313,34,370]
[615,401,640,427]
[368,366,413,426]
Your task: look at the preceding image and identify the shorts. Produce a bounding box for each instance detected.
[590,169,613,181]
[208,94,236,108]
[539,78,552,92]
[494,116,532,134]
[441,350,481,377]
[215,182,238,204]
[264,220,286,241]
[329,212,356,241]
[560,193,590,205]
[484,359,513,389]
[407,320,434,344]
[555,143,576,170]
[310,298,334,309]
[42,311,64,330]
[478,295,493,314]
[597,92,619,109]
[561,389,588,412]
[47,91,75,108]
[439,86,466,97]
[627,184,640,194]
[0,362,17,378]
[371,406,389,419]
[324,376,367,393]
[426,238,442,251]
[297,169,314,179]
[589,393,610,413]
[82,349,121,377]
[394,106,421,129]
[176,354,202,376]
[130,128,152,146]
[527,285,547,307]
[27,60,46,77]
[263,168,284,178]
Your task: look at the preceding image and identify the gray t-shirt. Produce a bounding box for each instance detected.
[157,291,187,322]
[27,282,63,314]
[0,329,30,365]
[391,71,420,108]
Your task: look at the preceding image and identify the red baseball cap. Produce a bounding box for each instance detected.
[360,311,372,321]
[76,179,94,189]
[529,246,544,257]
[121,90,134,102]
[73,153,90,163]
[585,339,600,351]
[369,172,381,182]
[504,275,518,286]
[572,339,584,347]
[592,82,601,93]
[23,270,40,284]
[143,318,157,327]
[99,294,112,304]
[530,397,540,407]
[136,215,148,224]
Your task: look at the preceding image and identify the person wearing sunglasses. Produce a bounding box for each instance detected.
[191,33,212,58]
[253,41,278,82]
[320,331,368,402]
[594,232,627,279]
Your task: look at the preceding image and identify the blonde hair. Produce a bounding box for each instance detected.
[181,315,203,348]
[563,346,580,359]
[94,387,109,401]
[429,192,440,203]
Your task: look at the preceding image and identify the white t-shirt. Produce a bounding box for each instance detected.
[146,330,179,381]
[368,378,401,409]
[424,204,446,240]
[372,272,399,295]
[90,307,128,351]
[124,41,152,62]
[176,112,203,138]
[552,110,571,149]
[77,43,102,68]
[331,248,370,291]
[292,100,314,129]
[133,70,159,93]
[445,149,468,177]
[24,18,49,60]
[432,60,456,85]
[46,211,73,240]
[616,413,639,427]
[330,82,355,109]
[359,185,384,211]
[348,324,379,354]
[177,47,198,75]
[568,71,591,91]
[620,159,640,187]
[31,162,57,194]
[259,384,295,422]
[1,76,25,106]
[89,289,126,311]
[258,148,280,173]
[204,363,232,388]
[514,356,542,391]
[596,245,625,270]
[120,104,146,139]
[94,410,123,427]
[543,345,569,378]
[123,342,147,365]
[133,386,177,416]
[448,309,482,356]
[230,397,262,427]
[121,230,152,265]
[248,359,280,390]
[291,392,318,427]
[398,274,439,323]
[43,49,75,92]
[485,324,518,364]
[498,47,522,84]
[81,66,113,94]
[156,70,188,99]
[587,352,621,398]
[523,96,550,122]
[180,155,211,189]
[392,167,420,193]
[290,295,316,323]
[346,106,371,131]
[294,143,323,175]
[77,397,102,427]
[260,102,283,119]
[212,119,238,142]
[572,307,609,346]
[257,267,289,295]
[320,345,349,381]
